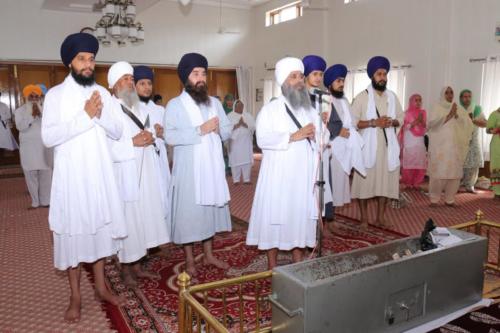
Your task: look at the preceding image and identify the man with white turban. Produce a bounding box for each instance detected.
[107,61,170,286]
[351,56,404,229]
[15,84,53,209]
[246,57,319,270]
[42,32,127,322]
[164,53,232,276]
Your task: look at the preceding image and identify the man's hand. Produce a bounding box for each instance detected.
[290,123,315,142]
[339,127,350,138]
[32,104,42,118]
[321,112,329,125]
[375,116,393,128]
[84,91,103,119]
[200,117,219,135]
[154,123,164,139]
[132,130,155,147]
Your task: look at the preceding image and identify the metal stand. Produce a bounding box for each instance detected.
[314,90,327,258]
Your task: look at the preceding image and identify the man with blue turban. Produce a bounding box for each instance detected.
[164,53,232,276]
[350,56,403,229]
[302,55,340,222]
[323,64,365,233]
[41,32,127,322]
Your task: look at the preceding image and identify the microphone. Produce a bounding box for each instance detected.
[313,88,330,95]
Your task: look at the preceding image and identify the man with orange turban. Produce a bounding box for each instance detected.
[14,84,53,209]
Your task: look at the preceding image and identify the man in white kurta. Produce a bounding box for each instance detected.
[41,32,127,323]
[107,62,170,285]
[324,64,366,232]
[246,57,319,270]
[134,65,171,204]
[0,96,18,151]
[227,100,255,184]
[164,53,232,276]
[351,56,403,229]
[15,84,53,208]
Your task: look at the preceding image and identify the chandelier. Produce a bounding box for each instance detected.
[94,0,144,46]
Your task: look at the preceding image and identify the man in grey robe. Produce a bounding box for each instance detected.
[164,53,232,276]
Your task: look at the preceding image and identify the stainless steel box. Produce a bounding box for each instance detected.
[270,229,486,333]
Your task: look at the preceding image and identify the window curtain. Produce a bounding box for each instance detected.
[236,66,254,116]
[479,56,500,161]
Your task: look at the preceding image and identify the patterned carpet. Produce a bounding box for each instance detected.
[0,178,116,333]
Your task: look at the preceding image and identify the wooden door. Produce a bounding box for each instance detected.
[154,68,182,106]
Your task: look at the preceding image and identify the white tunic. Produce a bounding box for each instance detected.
[42,75,127,270]
[140,100,171,211]
[108,97,170,263]
[246,95,318,250]
[0,102,18,150]
[14,103,52,170]
[227,111,255,167]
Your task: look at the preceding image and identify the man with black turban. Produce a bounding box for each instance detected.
[41,32,127,322]
[164,53,232,276]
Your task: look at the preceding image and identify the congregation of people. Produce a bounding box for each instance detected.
[1,31,500,323]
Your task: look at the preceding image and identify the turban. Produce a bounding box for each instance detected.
[302,55,326,77]
[37,83,48,95]
[134,65,154,84]
[60,32,99,67]
[107,61,134,89]
[275,57,304,87]
[23,84,42,98]
[367,56,390,78]
[177,53,208,85]
[323,64,348,88]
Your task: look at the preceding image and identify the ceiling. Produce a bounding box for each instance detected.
[41,0,272,12]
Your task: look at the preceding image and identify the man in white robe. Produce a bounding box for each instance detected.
[0,94,18,151]
[41,32,127,322]
[134,65,171,208]
[302,55,336,221]
[106,62,170,285]
[351,56,404,229]
[15,84,53,209]
[164,53,232,276]
[246,57,319,270]
[324,64,365,232]
[227,100,255,184]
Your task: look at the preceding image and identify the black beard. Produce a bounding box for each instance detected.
[330,89,344,99]
[71,68,95,87]
[139,95,151,103]
[371,78,387,92]
[185,81,210,106]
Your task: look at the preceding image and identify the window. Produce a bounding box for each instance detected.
[263,78,281,103]
[266,1,303,27]
[343,68,407,108]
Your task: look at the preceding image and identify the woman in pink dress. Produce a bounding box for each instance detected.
[399,94,427,189]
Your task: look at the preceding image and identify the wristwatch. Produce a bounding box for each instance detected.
[369,119,376,128]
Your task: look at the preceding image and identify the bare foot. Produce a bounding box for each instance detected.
[360,220,369,230]
[122,272,137,287]
[64,296,81,323]
[95,289,127,307]
[379,220,395,229]
[185,262,197,277]
[134,268,160,280]
[203,255,230,270]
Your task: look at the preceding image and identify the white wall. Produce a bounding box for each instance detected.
[250,0,500,112]
[0,0,252,67]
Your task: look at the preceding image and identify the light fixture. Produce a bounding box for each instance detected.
[93,0,144,46]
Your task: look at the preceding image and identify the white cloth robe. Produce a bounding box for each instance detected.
[0,102,18,150]
[246,95,319,250]
[164,95,232,244]
[227,111,255,168]
[15,103,53,170]
[140,100,171,210]
[42,75,127,270]
[108,97,170,263]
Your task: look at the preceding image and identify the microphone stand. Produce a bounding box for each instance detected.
[314,90,327,258]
